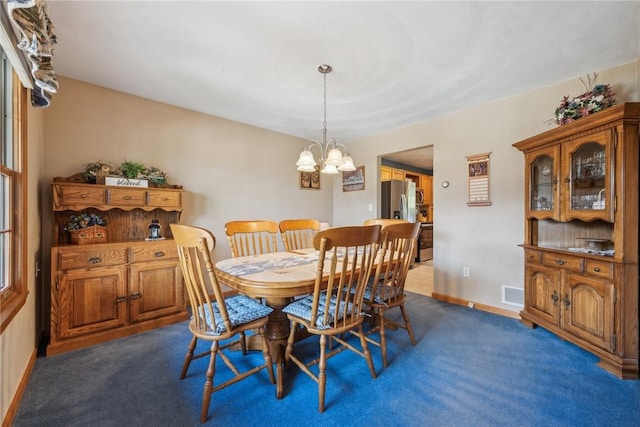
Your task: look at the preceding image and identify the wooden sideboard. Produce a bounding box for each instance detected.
[48,181,188,355]
[513,103,639,379]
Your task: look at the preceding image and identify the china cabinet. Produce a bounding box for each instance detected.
[48,180,188,355]
[513,103,639,379]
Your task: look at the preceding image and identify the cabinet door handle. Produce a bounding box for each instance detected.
[154,251,165,257]
[593,266,601,272]
[564,177,571,183]
[115,296,126,303]
[162,197,169,201]
[124,195,132,200]
[563,295,571,307]
[80,193,88,198]
[88,256,102,264]
[130,292,142,300]
[551,292,559,306]
[555,258,566,265]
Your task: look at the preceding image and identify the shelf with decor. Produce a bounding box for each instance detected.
[513,102,640,379]
[48,170,187,355]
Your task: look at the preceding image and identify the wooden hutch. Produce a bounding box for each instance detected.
[48,179,188,355]
[513,103,639,379]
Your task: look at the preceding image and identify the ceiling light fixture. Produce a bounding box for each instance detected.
[296,65,356,175]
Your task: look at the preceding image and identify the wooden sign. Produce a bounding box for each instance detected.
[466,152,491,206]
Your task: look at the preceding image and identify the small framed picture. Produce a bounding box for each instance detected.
[342,165,365,192]
[300,170,320,189]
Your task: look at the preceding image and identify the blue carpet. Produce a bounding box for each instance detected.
[13,294,640,426]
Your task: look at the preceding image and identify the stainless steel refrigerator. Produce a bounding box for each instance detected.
[381,179,417,222]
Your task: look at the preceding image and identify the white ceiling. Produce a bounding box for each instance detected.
[45,1,639,156]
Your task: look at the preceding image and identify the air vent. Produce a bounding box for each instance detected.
[502,285,524,307]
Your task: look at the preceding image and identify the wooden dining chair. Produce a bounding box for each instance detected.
[170,224,275,423]
[224,220,279,257]
[362,222,420,367]
[363,218,409,228]
[282,225,381,413]
[278,218,320,252]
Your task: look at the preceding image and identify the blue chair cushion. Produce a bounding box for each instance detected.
[283,292,352,330]
[362,282,403,305]
[200,295,273,335]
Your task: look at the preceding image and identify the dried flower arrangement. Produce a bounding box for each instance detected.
[83,160,168,186]
[64,212,108,244]
[64,212,107,231]
[552,73,616,126]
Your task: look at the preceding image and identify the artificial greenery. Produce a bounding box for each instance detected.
[118,160,146,179]
[82,160,169,186]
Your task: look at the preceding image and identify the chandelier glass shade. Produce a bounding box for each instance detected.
[296,65,356,175]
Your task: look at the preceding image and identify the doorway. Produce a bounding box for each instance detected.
[380,146,434,296]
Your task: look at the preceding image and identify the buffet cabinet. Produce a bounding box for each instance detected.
[513,103,639,379]
[48,181,188,355]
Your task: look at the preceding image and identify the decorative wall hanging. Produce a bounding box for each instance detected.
[466,152,491,206]
[342,165,365,192]
[299,170,320,189]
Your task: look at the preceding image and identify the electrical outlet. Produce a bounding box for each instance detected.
[463,267,470,277]
[368,203,373,212]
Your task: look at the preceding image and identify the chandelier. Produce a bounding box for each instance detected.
[296,65,356,175]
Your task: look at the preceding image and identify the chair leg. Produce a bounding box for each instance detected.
[200,342,218,423]
[379,308,388,368]
[284,321,297,363]
[318,335,327,413]
[181,335,197,379]
[357,324,377,379]
[240,331,247,355]
[399,304,417,345]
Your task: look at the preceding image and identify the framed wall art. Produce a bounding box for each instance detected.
[299,170,320,190]
[466,152,492,206]
[342,165,365,192]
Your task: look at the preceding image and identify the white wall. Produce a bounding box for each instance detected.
[335,61,639,312]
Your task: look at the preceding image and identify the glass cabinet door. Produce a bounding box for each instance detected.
[563,130,613,222]
[526,146,560,220]
[531,155,554,210]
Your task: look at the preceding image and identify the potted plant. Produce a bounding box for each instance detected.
[118,160,146,179]
[64,212,108,244]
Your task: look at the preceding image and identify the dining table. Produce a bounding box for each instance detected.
[214,248,326,399]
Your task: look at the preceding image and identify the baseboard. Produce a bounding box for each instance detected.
[1,347,37,427]
[431,292,520,320]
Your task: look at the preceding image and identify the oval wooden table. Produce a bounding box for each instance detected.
[214,249,324,399]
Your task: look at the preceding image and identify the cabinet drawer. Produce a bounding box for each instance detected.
[57,186,105,207]
[130,241,178,263]
[108,188,146,207]
[147,190,181,209]
[57,247,128,270]
[585,259,614,279]
[525,249,541,264]
[542,252,583,272]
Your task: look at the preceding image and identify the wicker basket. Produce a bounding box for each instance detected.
[69,225,107,245]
